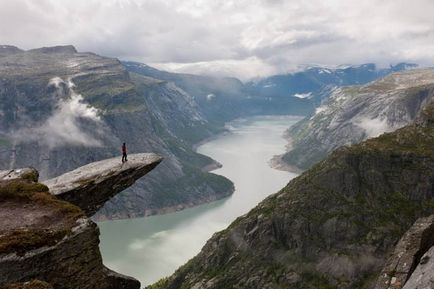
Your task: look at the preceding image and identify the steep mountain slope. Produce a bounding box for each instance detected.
[0,45,233,220]
[148,101,434,288]
[280,69,434,170]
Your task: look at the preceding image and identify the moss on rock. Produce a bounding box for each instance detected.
[1,280,53,289]
[0,178,84,256]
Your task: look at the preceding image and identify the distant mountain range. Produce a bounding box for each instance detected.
[246,63,418,104]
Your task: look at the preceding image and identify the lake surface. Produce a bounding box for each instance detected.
[98,115,302,286]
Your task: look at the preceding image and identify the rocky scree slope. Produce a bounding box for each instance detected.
[280,69,434,171]
[0,162,156,289]
[0,45,233,220]
[148,102,434,289]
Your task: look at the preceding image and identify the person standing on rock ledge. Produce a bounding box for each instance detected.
[122,142,128,163]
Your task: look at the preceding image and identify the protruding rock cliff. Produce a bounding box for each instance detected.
[149,102,434,289]
[0,154,161,289]
[44,153,162,216]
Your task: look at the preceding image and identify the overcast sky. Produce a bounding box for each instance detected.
[1,0,434,79]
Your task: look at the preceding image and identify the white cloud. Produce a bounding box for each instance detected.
[353,117,393,138]
[0,0,434,79]
[13,77,104,149]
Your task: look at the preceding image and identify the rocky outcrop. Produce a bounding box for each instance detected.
[43,153,162,216]
[0,168,38,182]
[0,155,160,289]
[149,102,434,289]
[280,69,434,171]
[375,215,434,289]
[402,246,434,289]
[0,218,137,289]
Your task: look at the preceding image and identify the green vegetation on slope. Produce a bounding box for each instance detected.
[148,103,434,289]
[0,179,84,256]
[1,280,53,289]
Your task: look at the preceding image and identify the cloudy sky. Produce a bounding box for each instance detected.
[1,0,434,79]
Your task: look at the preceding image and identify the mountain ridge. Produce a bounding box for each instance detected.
[279,68,434,171]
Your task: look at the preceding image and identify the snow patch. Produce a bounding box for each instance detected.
[315,105,328,115]
[206,93,216,101]
[293,92,312,99]
[263,83,276,88]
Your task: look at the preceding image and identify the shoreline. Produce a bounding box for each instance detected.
[192,129,230,151]
[269,154,303,174]
[268,134,304,174]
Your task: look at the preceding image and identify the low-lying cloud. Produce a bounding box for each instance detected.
[1,0,434,79]
[13,77,104,149]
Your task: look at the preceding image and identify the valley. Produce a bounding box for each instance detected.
[98,115,301,286]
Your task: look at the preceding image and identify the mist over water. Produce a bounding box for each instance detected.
[98,115,302,286]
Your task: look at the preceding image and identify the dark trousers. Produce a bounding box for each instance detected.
[122,152,128,162]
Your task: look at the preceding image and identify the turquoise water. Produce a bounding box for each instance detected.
[98,115,301,286]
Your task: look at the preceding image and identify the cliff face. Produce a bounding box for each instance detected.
[0,153,161,289]
[280,69,434,171]
[0,45,233,220]
[150,102,434,289]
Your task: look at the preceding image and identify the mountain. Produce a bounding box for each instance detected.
[280,69,434,171]
[123,62,416,126]
[148,92,434,289]
[0,45,233,220]
[246,63,418,105]
[123,61,314,123]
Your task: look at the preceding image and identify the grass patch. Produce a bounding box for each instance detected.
[1,280,53,289]
[0,229,70,256]
[0,179,84,255]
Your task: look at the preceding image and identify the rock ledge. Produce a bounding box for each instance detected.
[43,153,162,216]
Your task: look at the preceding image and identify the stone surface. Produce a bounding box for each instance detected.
[103,267,141,289]
[43,153,162,216]
[375,215,434,289]
[0,218,139,289]
[0,168,38,182]
[0,160,151,289]
[403,246,434,289]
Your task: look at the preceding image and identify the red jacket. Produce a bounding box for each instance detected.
[122,145,127,153]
